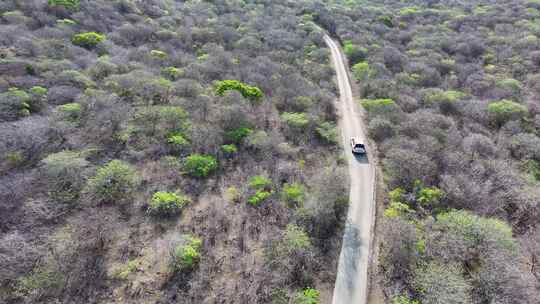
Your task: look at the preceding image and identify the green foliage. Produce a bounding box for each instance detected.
[384,201,414,218]
[487,99,528,126]
[352,61,372,81]
[183,154,218,178]
[72,32,106,49]
[282,183,305,207]
[435,209,517,252]
[112,259,139,280]
[41,150,89,203]
[48,0,80,10]
[248,190,272,205]
[496,78,522,95]
[249,175,272,190]
[225,127,253,143]
[58,103,81,122]
[343,40,367,64]
[215,79,263,103]
[423,89,466,104]
[315,121,338,144]
[147,191,190,216]
[282,224,311,252]
[416,186,444,206]
[86,160,138,204]
[391,294,420,304]
[360,98,398,117]
[378,15,394,27]
[170,236,202,272]
[161,66,184,80]
[221,144,237,157]
[0,88,31,120]
[281,112,310,128]
[293,287,320,304]
[30,86,48,95]
[167,133,189,150]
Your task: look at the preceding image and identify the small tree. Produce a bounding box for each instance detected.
[183,154,218,178]
[170,236,202,273]
[215,80,263,103]
[41,150,89,203]
[85,160,137,204]
[282,183,305,207]
[147,191,190,217]
[48,0,80,10]
[72,32,106,49]
[352,61,372,81]
[293,287,319,304]
[487,100,528,126]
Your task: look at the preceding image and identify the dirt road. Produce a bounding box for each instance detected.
[324,35,376,304]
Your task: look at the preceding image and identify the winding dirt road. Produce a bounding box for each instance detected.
[324,35,376,304]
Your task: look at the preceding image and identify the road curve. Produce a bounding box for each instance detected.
[324,35,376,304]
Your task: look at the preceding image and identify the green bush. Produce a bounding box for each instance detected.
[225,127,253,143]
[378,15,394,27]
[41,150,89,203]
[72,32,106,49]
[293,287,320,304]
[249,175,272,190]
[48,0,80,10]
[282,224,311,252]
[0,88,31,120]
[315,121,338,145]
[215,80,263,103]
[343,40,367,65]
[487,99,528,126]
[282,183,305,207]
[58,103,81,122]
[85,160,138,204]
[360,98,399,117]
[170,236,202,272]
[167,133,189,150]
[183,154,218,178]
[352,61,372,81]
[435,209,516,251]
[281,112,310,128]
[248,190,272,205]
[221,144,237,158]
[161,66,184,80]
[496,78,522,95]
[391,294,420,304]
[147,191,190,216]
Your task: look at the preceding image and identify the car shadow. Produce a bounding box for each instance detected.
[353,153,369,164]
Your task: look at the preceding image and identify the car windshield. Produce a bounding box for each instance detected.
[355,144,364,149]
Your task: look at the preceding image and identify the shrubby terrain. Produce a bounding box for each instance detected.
[315,0,540,303]
[0,1,348,303]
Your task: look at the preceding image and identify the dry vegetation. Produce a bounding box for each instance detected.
[0,1,348,303]
[319,0,540,303]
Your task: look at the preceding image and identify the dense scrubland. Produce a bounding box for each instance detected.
[318,0,540,303]
[0,1,348,303]
[3,0,540,304]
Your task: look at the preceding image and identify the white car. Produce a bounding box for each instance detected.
[350,137,366,154]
